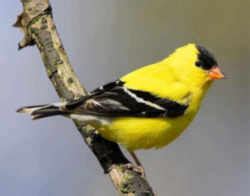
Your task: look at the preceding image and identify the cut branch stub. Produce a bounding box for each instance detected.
[14,0,51,49]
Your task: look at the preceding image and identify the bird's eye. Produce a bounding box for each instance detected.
[195,61,202,67]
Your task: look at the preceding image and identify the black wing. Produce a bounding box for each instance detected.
[66,80,188,118]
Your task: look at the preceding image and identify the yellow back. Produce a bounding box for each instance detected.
[121,43,212,104]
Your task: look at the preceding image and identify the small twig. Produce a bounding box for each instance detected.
[15,0,154,195]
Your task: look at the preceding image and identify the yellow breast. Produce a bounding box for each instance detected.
[98,113,195,151]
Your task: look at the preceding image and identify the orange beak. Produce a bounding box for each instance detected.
[208,67,225,80]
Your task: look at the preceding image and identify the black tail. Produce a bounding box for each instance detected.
[17,103,66,120]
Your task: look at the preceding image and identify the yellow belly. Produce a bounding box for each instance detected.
[97,115,194,151]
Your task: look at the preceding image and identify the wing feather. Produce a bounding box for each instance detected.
[65,80,188,118]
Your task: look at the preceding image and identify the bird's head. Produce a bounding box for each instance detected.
[164,43,224,88]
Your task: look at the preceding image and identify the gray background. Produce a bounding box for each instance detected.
[0,0,249,195]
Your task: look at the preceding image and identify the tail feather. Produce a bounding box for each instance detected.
[17,102,66,120]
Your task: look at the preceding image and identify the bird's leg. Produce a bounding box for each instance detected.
[126,151,146,177]
[129,151,142,166]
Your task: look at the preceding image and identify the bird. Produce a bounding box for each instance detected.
[17,43,224,167]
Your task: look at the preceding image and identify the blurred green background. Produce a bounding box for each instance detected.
[0,0,249,195]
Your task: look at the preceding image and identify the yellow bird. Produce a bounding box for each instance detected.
[18,43,224,162]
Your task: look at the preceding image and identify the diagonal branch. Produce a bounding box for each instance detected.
[15,0,154,195]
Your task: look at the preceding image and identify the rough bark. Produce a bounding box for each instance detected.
[15,0,154,195]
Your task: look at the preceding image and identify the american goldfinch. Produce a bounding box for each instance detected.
[18,43,224,152]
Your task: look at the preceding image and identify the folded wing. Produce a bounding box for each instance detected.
[66,80,189,118]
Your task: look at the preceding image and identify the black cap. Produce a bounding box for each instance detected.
[196,45,218,70]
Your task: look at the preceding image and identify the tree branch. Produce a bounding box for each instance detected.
[15,0,154,195]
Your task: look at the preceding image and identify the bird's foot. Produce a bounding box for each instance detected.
[122,163,146,177]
